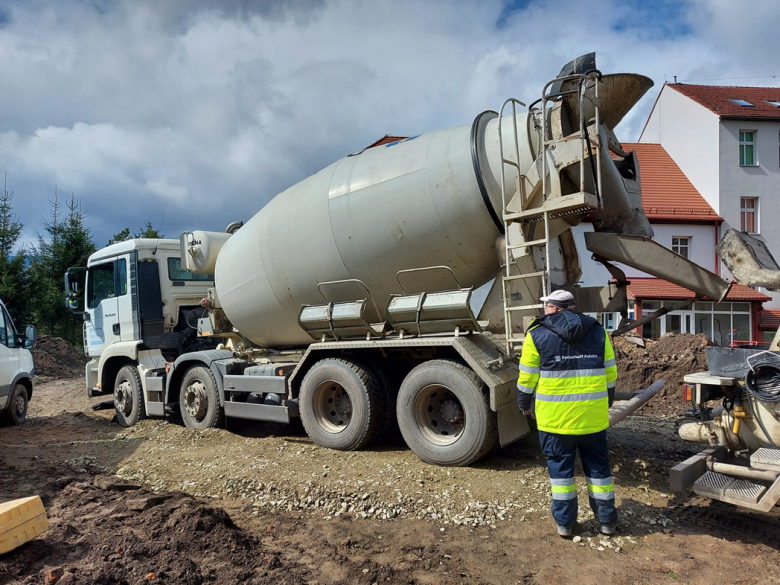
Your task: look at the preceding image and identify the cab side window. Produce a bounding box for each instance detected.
[0,310,6,347]
[117,259,128,296]
[1,309,16,348]
[88,262,116,308]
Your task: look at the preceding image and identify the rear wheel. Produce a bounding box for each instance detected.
[397,360,497,466]
[299,358,382,451]
[180,366,224,429]
[2,383,28,426]
[114,366,145,428]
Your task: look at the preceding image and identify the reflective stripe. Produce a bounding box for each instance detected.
[604,358,616,368]
[517,383,535,395]
[552,491,578,500]
[606,381,616,389]
[536,390,609,403]
[586,477,613,487]
[519,363,540,375]
[550,477,575,487]
[588,491,615,501]
[551,484,576,494]
[540,368,606,379]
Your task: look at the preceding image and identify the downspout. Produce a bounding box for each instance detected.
[634,299,642,336]
[714,219,721,276]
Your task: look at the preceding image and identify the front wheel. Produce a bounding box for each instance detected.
[2,383,29,426]
[180,366,224,429]
[397,360,497,467]
[114,365,146,428]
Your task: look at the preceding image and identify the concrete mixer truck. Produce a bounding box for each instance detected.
[671,228,780,510]
[66,54,731,466]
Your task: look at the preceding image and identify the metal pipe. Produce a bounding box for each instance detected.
[608,380,665,426]
[610,299,695,338]
[708,461,779,483]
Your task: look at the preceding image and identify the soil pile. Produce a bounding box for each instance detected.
[32,336,88,379]
[0,474,302,584]
[614,333,712,416]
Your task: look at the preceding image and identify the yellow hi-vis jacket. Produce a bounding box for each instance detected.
[517,311,617,435]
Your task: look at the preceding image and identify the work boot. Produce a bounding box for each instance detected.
[557,524,574,538]
[600,512,622,535]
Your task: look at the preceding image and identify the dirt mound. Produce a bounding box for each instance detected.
[32,336,88,379]
[1,475,300,584]
[614,333,712,416]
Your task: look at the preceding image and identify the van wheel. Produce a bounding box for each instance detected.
[114,365,146,428]
[2,383,29,426]
[299,358,382,451]
[397,360,497,467]
[180,366,224,429]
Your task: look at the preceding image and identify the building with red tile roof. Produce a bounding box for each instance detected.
[640,81,780,312]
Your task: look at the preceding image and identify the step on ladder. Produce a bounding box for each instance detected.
[498,72,604,355]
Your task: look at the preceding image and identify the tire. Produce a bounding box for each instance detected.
[299,358,382,451]
[2,383,29,426]
[114,365,146,428]
[180,366,225,429]
[397,360,497,467]
[361,360,400,443]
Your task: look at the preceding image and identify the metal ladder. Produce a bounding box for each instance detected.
[498,72,603,354]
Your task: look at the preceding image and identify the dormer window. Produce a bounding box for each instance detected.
[730,99,755,107]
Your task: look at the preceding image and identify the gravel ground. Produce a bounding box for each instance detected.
[2,377,779,584]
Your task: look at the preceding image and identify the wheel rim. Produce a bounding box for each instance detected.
[13,392,25,416]
[184,379,208,422]
[413,384,465,446]
[312,380,351,434]
[115,379,132,416]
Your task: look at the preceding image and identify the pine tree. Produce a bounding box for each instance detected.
[110,228,130,245]
[30,190,96,343]
[0,173,31,325]
[134,220,164,239]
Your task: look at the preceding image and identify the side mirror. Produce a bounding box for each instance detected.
[23,325,36,349]
[67,297,80,310]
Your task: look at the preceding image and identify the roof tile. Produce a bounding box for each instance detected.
[627,278,770,302]
[668,84,780,119]
[621,143,720,222]
[759,309,780,331]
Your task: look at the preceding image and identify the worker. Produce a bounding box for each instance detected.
[516,289,619,538]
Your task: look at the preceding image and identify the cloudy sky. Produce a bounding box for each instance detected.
[1,0,778,249]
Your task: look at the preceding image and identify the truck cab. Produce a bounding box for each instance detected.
[0,299,36,426]
[66,239,216,424]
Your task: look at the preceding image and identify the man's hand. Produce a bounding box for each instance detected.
[517,391,533,415]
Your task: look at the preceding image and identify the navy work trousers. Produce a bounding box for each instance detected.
[538,430,618,527]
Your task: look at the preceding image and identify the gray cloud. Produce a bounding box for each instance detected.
[0,0,778,248]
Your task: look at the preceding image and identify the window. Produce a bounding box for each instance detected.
[740,197,758,233]
[739,131,756,166]
[1,309,17,348]
[672,236,690,259]
[731,99,755,107]
[88,262,116,308]
[167,258,214,282]
[766,100,780,108]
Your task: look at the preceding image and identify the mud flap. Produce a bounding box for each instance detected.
[497,401,529,447]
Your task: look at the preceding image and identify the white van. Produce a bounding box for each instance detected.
[0,300,35,425]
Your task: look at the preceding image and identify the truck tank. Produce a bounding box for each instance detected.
[214,69,655,347]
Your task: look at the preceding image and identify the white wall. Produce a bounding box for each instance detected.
[572,222,717,287]
[639,86,721,212]
[719,119,780,309]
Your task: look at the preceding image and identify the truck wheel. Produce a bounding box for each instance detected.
[362,360,399,442]
[2,383,28,426]
[299,358,382,451]
[180,366,224,429]
[397,360,497,467]
[114,365,146,428]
